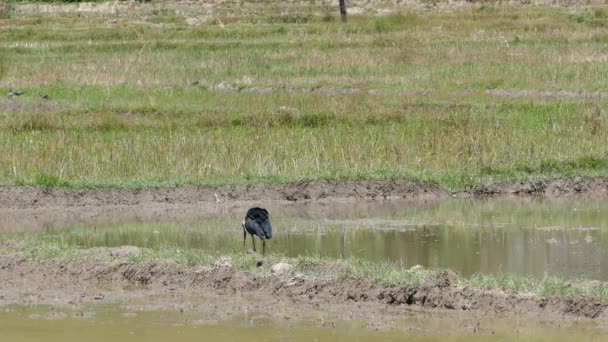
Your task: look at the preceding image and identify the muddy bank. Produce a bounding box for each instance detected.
[0,246,606,327]
[0,180,447,209]
[1,177,608,210]
[466,177,608,197]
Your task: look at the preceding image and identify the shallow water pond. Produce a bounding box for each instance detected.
[4,197,608,280]
[1,306,606,342]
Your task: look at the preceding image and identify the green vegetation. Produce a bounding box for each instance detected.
[469,272,608,299]
[1,3,607,189]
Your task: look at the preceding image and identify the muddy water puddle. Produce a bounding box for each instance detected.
[1,305,606,342]
[3,198,608,280]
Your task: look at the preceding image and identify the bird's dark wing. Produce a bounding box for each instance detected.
[244,217,266,240]
[245,207,272,239]
[260,216,272,239]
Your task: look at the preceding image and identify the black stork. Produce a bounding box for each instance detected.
[242,207,273,255]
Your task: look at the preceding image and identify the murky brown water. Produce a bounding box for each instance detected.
[2,197,608,280]
[1,306,606,342]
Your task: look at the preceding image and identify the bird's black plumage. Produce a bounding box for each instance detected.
[244,207,272,239]
[242,207,272,254]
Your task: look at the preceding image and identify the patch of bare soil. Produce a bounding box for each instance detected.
[0,246,606,329]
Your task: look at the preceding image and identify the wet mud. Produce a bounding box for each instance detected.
[0,244,607,329]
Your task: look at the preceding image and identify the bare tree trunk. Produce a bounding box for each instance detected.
[339,0,347,23]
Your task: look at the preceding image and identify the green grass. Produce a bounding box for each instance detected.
[1,93,607,190]
[0,4,608,189]
[468,272,608,298]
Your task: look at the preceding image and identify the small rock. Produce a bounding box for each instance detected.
[186,17,201,26]
[271,262,293,275]
[215,82,237,92]
[409,265,424,272]
[214,257,232,268]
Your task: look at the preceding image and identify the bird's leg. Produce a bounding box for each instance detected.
[262,240,266,255]
[251,234,256,252]
[243,225,246,248]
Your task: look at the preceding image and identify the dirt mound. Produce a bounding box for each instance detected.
[1,254,606,321]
